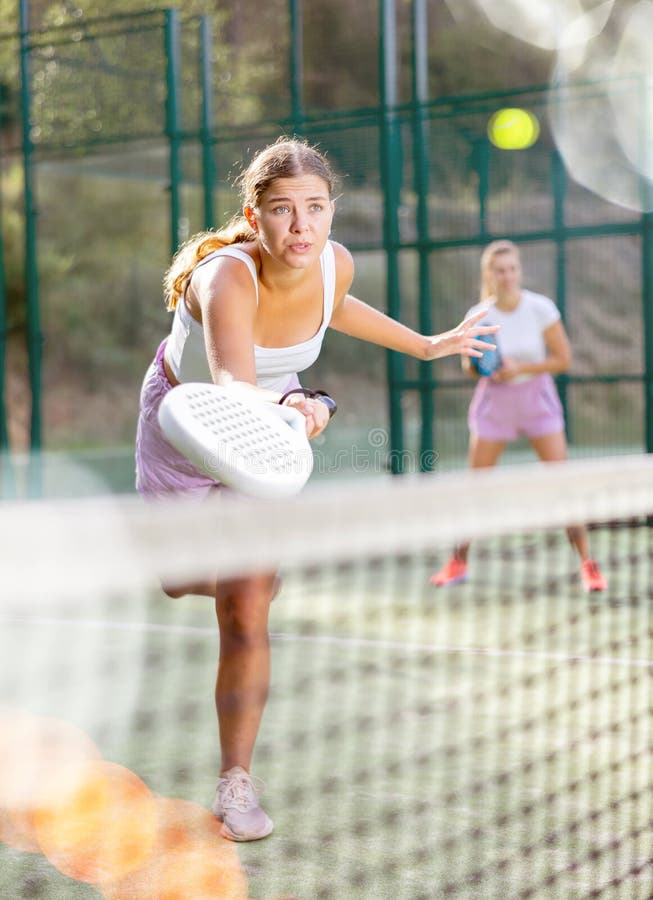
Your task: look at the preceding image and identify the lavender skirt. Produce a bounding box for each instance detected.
[468,373,564,442]
[135,340,301,499]
[135,341,218,499]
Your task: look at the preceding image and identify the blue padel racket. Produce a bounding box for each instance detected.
[158,382,313,500]
[471,331,501,377]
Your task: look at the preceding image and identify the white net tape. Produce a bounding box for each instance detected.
[3,454,652,603]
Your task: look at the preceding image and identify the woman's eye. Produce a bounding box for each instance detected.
[272,206,289,214]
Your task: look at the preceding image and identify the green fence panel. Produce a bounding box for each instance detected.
[0,3,651,497]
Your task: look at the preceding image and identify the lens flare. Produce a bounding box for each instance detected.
[444,0,614,51]
[549,1,653,212]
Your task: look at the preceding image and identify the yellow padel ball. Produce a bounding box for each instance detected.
[487,108,540,150]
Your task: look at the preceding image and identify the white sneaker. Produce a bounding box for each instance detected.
[211,766,274,842]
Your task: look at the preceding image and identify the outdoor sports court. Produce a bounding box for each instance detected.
[1,460,651,898]
[2,1,653,898]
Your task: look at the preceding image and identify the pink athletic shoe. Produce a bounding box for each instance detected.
[580,560,607,593]
[429,557,468,587]
[212,766,273,842]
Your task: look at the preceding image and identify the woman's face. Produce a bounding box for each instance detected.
[489,250,522,295]
[246,174,334,269]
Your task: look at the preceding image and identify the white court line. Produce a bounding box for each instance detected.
[1,614,652,670]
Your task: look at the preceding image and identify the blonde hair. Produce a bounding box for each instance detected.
[479,239,521,301]
[163,137,336,311]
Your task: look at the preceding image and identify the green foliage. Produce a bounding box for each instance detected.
[0,0,17,32]
[0,165,25,329]
[0,2,640,455]
[36,166,171,378]
[1,162,76,334]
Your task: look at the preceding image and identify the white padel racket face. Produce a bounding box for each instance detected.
[158,383,313,499]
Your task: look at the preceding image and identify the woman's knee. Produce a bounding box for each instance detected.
[216,576,274,641]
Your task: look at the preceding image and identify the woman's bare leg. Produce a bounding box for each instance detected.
[214,574,276,772]
[453,434,507,563]
[528,431,590,561]
[160,570,275,768]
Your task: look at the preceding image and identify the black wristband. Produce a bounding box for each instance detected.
[279,388,337,419]
[278,388,315,405]
[311,390,338,419]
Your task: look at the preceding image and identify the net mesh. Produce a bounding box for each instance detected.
[1,455,652,898]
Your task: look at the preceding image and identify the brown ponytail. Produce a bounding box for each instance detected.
[163,218,256,311]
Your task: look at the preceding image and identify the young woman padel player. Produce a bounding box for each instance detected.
[431,239,606,594]
[135,137,498,841]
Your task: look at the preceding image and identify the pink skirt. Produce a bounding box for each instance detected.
[135,340,219,499]
[468,373,564,442]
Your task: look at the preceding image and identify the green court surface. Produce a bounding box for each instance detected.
[0,526,651,898]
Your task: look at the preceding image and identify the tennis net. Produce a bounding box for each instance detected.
[1,454,652,898]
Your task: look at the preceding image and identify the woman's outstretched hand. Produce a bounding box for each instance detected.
[424,308,499,361]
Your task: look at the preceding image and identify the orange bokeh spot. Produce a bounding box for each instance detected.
[0,709,102,854]
[0,807,40,854]
[0,709,101,812]
[33,759,158,884]
[100,796,249,900]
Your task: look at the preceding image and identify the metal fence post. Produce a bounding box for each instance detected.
[379,0,404,473]
[476,139,490,238]
[551,149,569,435]
[164,8,182,255]
[411,0,435,471]
[643,209,653,453]
[0,86,8,455]
[0,87,14,499]
[289,0,304,136]
[199,15,215,230]
[19,0,42,494]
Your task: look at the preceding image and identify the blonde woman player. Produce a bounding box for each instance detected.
[431,239,606,594]
[135,137,498,842]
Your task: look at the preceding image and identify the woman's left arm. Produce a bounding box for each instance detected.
[329,293,498,361]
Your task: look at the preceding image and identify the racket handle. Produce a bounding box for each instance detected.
[274,402,309,433]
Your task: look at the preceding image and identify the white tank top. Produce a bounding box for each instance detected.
[164,242,336,392]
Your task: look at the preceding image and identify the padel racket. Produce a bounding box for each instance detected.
[158,382,313,500]
[471,332,501,377]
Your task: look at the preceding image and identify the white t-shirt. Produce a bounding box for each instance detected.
[466,289,561,383]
